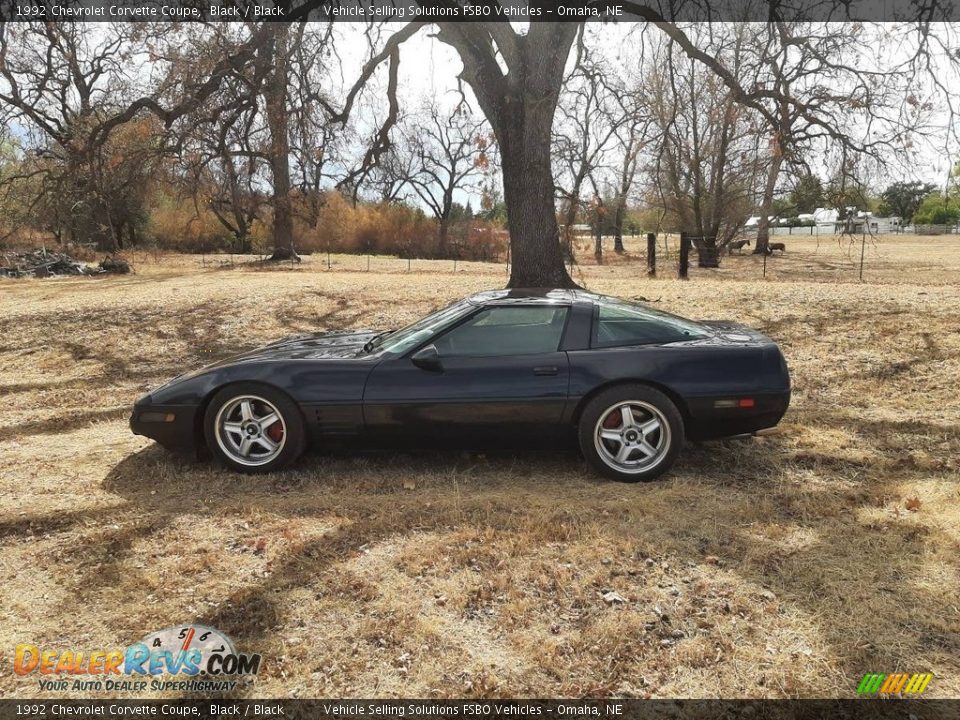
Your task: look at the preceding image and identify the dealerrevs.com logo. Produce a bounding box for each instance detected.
[14,624,261,693]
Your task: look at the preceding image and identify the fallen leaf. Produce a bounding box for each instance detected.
[602,590,627,605]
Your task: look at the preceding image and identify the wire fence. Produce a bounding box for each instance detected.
[769,223,960,237]
[104,229,955,287]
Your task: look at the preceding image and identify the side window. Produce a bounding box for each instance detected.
[433,307,569,357]
[592,299,709,348]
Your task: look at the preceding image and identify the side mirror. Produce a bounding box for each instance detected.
[411,344,443,372]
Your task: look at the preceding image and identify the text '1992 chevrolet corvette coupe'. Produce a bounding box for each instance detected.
[131,289,790,482]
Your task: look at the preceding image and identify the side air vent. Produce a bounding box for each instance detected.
[313,406,361,435]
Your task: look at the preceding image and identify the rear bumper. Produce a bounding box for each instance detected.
[129,400,198,449]
[684,391,790,440]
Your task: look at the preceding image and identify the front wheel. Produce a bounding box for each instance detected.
[204,383,306,473]
[578,384,684,482]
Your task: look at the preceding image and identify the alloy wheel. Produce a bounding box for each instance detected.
[214,395,287,467]
[593,400,671,474]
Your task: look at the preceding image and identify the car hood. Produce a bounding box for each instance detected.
[140,330,380,404]
[222,329,380,363]
[151,330,378,392]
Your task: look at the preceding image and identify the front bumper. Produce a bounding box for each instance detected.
[129,398,198,449]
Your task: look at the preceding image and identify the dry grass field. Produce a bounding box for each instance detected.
[0,233,958,699]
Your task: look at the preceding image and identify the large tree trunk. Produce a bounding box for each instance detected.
[560,197,578,262]
[438,22,577,289]
[613,198,625,253]
[754,142,784,255]
[438,216,450,256]
[500,112,574,288]
[265,24,297,262]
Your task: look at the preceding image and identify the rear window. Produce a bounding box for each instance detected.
[592,297,710,348]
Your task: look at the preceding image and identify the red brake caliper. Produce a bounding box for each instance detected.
[602,411,621,430]
[267,422,284,442]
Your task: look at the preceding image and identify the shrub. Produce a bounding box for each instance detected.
[293,191,506,260]
[912,193,960,226]
[146,193,269,253]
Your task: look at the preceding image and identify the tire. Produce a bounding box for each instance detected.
[203,382,306,474]
[578,384,684,482]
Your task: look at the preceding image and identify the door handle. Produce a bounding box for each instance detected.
[533,366,559,376]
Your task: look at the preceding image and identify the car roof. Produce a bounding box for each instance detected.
[467,288,602,306]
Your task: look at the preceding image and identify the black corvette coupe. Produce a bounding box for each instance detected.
[131,289,790,482]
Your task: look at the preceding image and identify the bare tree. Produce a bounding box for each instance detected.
[553,53,620,259]
[729,22,931,253]
[289,23,342,228]
[433,21,580,286]
[168,20,338,259]
[364,142,418,204]
[0,23,166,250]
[625,17,941,254]
[404,101,486,255]
[179,102,265,253]
[314,16,581,286]
[607,78,656,253]
[646,31,764,259]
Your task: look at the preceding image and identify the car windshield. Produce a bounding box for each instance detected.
[364,299,474,355]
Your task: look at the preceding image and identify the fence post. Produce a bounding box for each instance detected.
[646,232,656,277]
[678,232,690,279]
[859,230,866,281]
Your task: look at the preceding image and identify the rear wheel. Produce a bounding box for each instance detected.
[578,384,684,482]
[204,383,306,473]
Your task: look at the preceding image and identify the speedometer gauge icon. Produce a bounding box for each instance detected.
[140,624,236,663]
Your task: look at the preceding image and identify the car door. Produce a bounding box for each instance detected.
[362,305,571,441]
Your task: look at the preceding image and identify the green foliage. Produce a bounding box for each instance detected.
[878,181,938,222]
[770,198,793,217]
[476,199,507,225]
[449,201,474,222]
[789,175,824,214]
[912,192,960,225]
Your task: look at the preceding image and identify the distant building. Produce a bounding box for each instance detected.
[811,207,839,226]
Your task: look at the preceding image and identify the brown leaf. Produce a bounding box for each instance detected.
[905,497,922,512]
